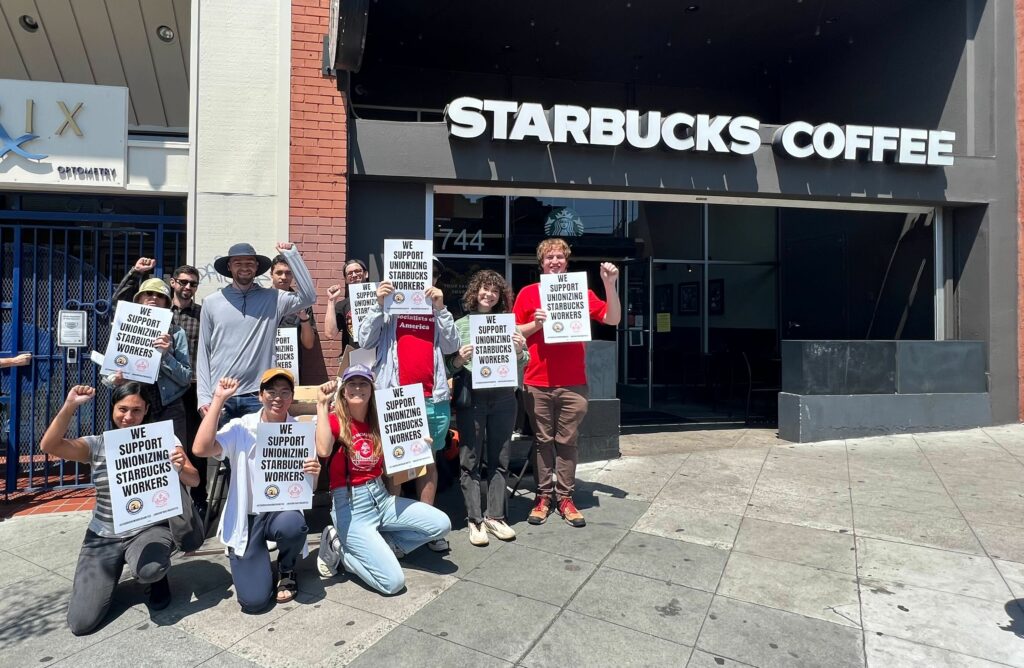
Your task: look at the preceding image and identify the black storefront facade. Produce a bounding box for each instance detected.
[338,0,1017,443]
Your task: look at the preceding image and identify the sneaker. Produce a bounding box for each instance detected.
[468,522,489,546]
[382,533,406,559]
[317,526,343,578]
[557,498,586,528]
[528,496,552,525]
[147,575,171,610]
[427,538,450,553]
[483,517,516,541]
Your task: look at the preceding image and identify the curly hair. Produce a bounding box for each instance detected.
[536,238,572,264]
[461,269,515,314]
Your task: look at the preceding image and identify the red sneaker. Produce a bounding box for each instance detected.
[528,496,552,525]
[557,498,586,528]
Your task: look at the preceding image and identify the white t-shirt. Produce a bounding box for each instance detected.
[214,410,309,559]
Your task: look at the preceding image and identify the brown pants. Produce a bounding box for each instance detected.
[524,384,589,499]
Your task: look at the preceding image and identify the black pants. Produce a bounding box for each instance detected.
[179,385,207,505]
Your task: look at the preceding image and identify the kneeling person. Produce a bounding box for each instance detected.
[193,368,320,612]
[40,383,200,636]
[315,365,451,595]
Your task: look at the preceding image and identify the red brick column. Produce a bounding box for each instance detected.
[291,0,347,383]
[1018,0,1024,419]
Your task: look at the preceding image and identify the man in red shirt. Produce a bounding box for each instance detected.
[513,238,621,527]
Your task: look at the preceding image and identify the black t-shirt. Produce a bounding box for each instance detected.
[334,298,359,352]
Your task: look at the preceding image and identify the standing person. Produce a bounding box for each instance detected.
[270,254,316,351]
[192,369,321,612]
[446,270,529,546]
[196,242,315,425]
[513,239,620,528]
[168,264,208,516]
[314,366,451,593]
[111,261,192,447]
[324,258,369,354]
[358,258,459,552]
[40,383,199,635]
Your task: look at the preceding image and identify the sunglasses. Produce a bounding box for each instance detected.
[174,278,199,287]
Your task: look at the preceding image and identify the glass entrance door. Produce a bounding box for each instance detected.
[617,258,652,411]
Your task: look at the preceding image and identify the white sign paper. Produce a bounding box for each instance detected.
[250,422,316,513]
[104,420,182,534]
[101,301,172,383]
[348,282,379,339]
[274,327,300,384]
[470,314,518,389]
[383,239,432,314]
[377,384,434,475]
[57,310,87,347]
[540,271,591,343]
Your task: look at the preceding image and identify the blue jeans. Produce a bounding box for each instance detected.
[227,511,307,613]
[330,478,450,595]
[218,393,263,428]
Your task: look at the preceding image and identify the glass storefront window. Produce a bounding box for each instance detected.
[435,257,506,319]
[632,202,702,260]
[708,205,777,262]
[433,194,505,256]
[707,264,778,355]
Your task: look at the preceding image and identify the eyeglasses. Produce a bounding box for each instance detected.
[264,390,293,400]
[174,278,199,287]
[345,269,365,277]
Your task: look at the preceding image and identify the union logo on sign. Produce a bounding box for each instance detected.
[152,490,169,507]
[288,483,303,498]
[552,322,564,333]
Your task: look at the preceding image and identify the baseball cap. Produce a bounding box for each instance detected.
[134,278,172,303]
[341,364,374,384]
[260,367,295,390]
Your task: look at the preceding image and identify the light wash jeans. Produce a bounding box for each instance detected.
[330,478,450,595]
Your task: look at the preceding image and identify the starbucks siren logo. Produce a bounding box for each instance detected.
[544,207,584,237]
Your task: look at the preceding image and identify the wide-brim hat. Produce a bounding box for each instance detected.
[134,278,172,304]
[214,243,273,278]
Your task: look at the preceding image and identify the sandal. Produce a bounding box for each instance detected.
[276,569,297,603]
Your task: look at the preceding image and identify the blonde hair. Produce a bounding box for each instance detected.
[536,238,572,265]
[332,380,383,458]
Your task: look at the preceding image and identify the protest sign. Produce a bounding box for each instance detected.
[274,328,300,384]
[377,384,434,475]
[540,271,591,343]
[383,239,432,315]
[348,282,379,338]
[104,420,182,534]
[101,301,172,383]
[470,313,518,389]
[250,422,316,513]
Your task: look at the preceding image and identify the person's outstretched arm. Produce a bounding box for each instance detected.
[193,377,239,458]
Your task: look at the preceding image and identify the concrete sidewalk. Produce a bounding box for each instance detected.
[1,425,1023,667]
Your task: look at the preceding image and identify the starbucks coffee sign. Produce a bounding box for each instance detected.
[444,97,955,167]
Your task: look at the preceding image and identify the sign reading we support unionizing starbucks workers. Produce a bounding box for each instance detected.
[274,328,300,384]
[101,301,172,383]
[348,282,379,338]
[540,271,591,343]
[377,384,434,475]
[105,420,182,534]
[470,313,518,389]
[250,422,316,513]
[383,239,432,315]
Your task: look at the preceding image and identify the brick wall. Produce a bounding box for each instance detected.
[290,0,347,383]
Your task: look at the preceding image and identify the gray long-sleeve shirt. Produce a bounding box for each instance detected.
[196,245,315,406]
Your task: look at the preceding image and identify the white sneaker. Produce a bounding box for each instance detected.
[427,538,450,553]
[468,522,489,546]
[266,540,278,552]
[317,526,343,578]
[483,517,516,541]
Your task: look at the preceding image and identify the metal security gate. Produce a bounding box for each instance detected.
[0,195,185,496]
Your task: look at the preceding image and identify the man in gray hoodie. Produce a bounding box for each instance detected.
[197,242,315,424]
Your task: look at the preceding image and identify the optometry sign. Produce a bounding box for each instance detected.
[0,79,128,188]
[445,97,955,166]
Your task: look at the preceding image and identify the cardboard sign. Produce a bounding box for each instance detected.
[470,313,518,389]
[249,422,316,512]
[377,384,434,475]
[348,282,379,340]
[349,346,377,369]
[274,327,300,384]
[383,239,432,314]
[101,301,172,383]
[104,420,182,534]
[539,271,591,343]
